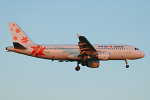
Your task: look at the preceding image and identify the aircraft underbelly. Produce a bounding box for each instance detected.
[109,51,140,60]
[49,52,69,60]
[110,52,132,60]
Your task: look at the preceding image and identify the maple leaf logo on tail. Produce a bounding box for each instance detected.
[15,28,21,33]
[13,36,18,41]
[21,36,29,44]
[31,45,45,57]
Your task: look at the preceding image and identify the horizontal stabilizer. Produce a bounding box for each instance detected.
[13,42,26,49]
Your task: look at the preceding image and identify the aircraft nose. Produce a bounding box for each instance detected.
[140,51,145,58]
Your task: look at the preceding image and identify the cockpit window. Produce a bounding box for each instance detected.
[135,48,139,50]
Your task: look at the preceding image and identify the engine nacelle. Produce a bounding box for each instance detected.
[87,61,99,68]
[98,52,110,60]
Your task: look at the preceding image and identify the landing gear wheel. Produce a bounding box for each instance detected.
[125,59,129,68]
[75,66,80,71]
[126,65,129,68]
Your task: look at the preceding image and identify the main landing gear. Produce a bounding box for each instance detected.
[125,59,129,68]
[75,63,80,71]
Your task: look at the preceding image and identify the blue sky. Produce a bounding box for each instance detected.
[0,0,150,100]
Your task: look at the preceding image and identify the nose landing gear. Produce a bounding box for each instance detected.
[125,59,129,68]
[75,66,80,71]
[126,65,129,68]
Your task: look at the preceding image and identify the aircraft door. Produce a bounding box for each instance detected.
[126,47,131,53]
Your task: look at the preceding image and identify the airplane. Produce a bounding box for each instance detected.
[6,22,145,71]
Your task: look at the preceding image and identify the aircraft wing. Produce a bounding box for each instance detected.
[77,34,97,56]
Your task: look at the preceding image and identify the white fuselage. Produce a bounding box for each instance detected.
[7,22,145,70]
[6,44,145,61]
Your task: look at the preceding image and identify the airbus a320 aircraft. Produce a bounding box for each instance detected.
[6,22,145,71]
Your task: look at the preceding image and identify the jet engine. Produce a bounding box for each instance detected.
[97,52,110,60]
[81,61,99,68]
[87,61,99,68]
